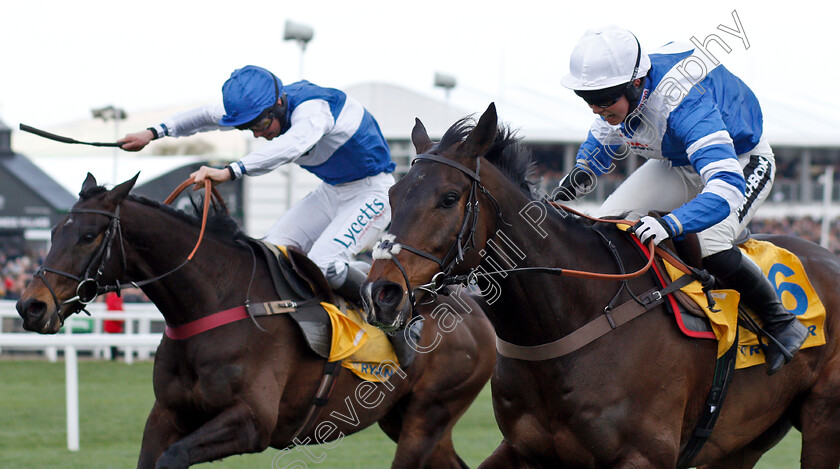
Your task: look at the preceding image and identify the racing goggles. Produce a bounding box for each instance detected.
[236,108,275,132]
[575,83,627,108]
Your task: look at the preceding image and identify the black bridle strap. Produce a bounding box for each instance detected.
[413,153,480,182]
[411,154,483,271]
[33,179,218,322]
[32,207,123,320]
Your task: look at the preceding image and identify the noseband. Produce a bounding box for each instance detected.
[31,178,220,324]
[34,207,127,320]
[373,153,504,309]
[373,154,676,319]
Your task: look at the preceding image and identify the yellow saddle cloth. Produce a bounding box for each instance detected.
[272,245,401,382]
[322,300,402,382]
[663,239,826,369]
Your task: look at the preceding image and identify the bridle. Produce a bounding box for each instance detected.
[31,178,223,324]
[373,153,505,309]
[372,152,681,313]
[35,206,127,317]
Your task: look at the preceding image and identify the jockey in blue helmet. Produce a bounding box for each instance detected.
[555,26,808,375]
[119,65,396,306]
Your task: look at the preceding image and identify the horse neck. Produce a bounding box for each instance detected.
[476,169,621,346]
[119,201,256,325]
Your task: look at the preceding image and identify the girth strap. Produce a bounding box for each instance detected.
[496,275,695,361]
[287,360,343,446]
[164,299,318,340]
[676,329,739,468]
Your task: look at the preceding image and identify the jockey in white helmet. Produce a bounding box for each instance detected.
[556,25,808,375]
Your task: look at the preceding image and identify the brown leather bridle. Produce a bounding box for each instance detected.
[32,178,224,322]
[373,154,658,297]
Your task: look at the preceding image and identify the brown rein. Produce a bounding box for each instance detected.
[163,177,228,260]
[547,201,695,280]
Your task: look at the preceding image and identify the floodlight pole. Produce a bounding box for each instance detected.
[283,20,314,209]
[821,166,834,249]
[434,72,457,102]
[91,105,127,185]
[284,20,314,81]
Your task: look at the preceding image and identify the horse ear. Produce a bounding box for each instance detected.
[109,172,139,203]
[460,103,498,159]
[411,118,434,154]
[80,173,98,194]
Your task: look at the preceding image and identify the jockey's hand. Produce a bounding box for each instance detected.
[190,165,231,190]
[553,165,596,201]
[118,130,154,152]
[632,215,673,246]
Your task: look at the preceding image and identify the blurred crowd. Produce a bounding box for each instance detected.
[1,250,147,302]
[0,250,40,300]
[1,215,839,299]
[748,216,840,256]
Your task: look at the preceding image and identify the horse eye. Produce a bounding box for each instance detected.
[81,233,96,244]
[440,192,460,208]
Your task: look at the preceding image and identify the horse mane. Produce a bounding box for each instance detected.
[437,116,538,197]
[79,185,246,243]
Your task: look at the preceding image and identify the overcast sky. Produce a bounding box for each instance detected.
[2,0,837,129]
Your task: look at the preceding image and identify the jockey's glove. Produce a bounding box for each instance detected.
[553,165,596,201]
[632,215,674,246]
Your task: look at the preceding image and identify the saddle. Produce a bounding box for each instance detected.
[245,240,403,378]
[246,240,336,358]
[644,230,827,367]
[646,224,752,338]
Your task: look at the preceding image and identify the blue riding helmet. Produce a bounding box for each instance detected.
[219,65,283,127]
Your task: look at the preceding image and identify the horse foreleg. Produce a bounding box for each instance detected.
[389,397,473,469]
[138,401,184,469]
[478,440,540,469]
[153,401,271,469]
[421,433,469,469]
[800,392,840,468]
[696,417,791,469]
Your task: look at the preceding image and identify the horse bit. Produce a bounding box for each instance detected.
[371,152,678,315]
[34,206,130,320]
[372,153,505,311]
[31,179,218,324]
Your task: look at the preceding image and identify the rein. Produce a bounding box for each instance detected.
[374,153,666,307]
[374,153,505,309]
[34,177,220,322]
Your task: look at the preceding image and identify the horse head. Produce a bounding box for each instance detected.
[16,173,138,333]
[363,103,503,331]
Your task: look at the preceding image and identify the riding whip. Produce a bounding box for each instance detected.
[19,123,124,148]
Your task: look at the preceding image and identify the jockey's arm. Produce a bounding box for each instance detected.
[119,105,229,151]
[664,105,747,236]
[575,123,624,176]
[230,99,334,178]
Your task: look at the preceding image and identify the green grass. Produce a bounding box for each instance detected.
[0,359,799,468]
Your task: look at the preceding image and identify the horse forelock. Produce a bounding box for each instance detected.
[435,116,537,198]
[78,185,108,200]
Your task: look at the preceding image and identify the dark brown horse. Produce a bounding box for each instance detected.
[362,103,840,468]
[15,173,496,469]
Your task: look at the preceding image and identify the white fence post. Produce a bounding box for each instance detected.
[0,300,168,451]
[65,332,80,452]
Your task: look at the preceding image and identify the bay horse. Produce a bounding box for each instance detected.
[15,173,496,469]
[363,103,840,468]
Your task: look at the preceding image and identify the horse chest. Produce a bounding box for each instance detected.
[492,360,634,464]
[157,362,247,410]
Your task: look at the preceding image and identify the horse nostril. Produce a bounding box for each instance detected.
[374,283,404,311]
[16,298,46,320]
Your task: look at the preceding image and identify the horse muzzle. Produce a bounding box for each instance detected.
[15,298,64,334]
[362,279,412,332]
[16,289,74,334]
